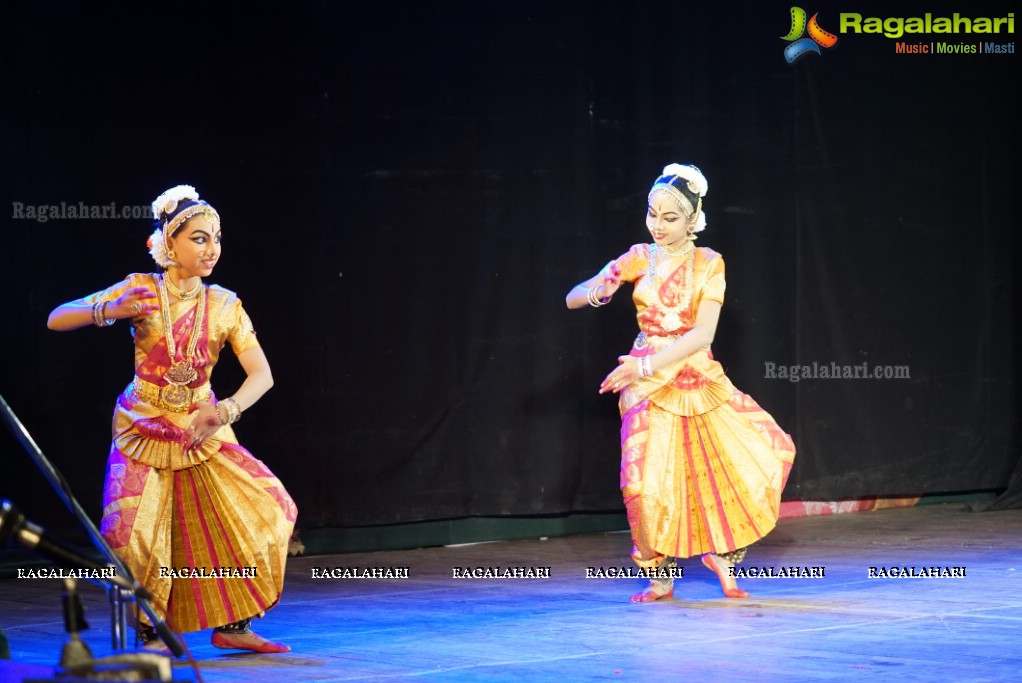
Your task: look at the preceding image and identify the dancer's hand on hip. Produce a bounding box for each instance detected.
[599,356,640,394]
[182,400,223,451]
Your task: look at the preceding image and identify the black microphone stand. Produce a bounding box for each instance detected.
[46,576,172,681]
[1,393,187,681]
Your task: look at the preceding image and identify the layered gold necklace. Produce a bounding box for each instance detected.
[649,241,695,332]
[656,240,694,257]
[157,273,207,408]
[165,276,202,300]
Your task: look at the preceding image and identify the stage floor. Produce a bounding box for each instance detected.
[1,503,1020,682]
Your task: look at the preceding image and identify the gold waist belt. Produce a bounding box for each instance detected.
[634,331,682,349]
[634,331,710,353]
[130,376,211,413]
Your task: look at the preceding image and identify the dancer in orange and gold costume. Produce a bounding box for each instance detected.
[566,164,794,602]
[48,186,296,652]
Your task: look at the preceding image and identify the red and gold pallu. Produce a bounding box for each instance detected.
[81,274,297,633]
[613,246,795,567]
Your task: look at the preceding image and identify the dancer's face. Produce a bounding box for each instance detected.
[169,216,221,278]
[646,192,694,248]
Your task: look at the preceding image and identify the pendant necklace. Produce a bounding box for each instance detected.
[649,241,695,333]
[158,273,207,408]
[165,276,202,300]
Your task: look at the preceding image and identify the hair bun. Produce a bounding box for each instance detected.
[661,163,708,197]
[151,185,199,220]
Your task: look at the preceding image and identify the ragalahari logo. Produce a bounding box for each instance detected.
[781,7,838,63]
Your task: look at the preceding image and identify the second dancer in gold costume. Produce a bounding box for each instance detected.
[566,164,795,602]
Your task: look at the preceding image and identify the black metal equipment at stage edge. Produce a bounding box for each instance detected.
[0,392,187,682]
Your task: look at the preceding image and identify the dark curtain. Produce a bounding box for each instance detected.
[788,2,1016,498]
[0,1,1015,539]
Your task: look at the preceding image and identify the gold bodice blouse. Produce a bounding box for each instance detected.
[80,273,260,470]
[614,244,734,416]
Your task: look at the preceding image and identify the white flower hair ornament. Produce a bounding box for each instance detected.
[692,207,707,233]
[147,226,174,267]
[661,163,708,197]
[151,184,198,220]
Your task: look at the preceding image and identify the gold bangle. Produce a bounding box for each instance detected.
[92,302,115,327]
[587,285,610,307]
[221,397,242,424]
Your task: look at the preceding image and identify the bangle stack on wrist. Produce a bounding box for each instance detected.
[587,285,611,308]
[92,302,115,327]
[219,397,242,425]
[640,356,653,378]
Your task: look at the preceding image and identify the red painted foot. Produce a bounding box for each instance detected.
[140,638,172,656]
[211,630,291,653]
[630,586,674,602]
[701,554,749,598]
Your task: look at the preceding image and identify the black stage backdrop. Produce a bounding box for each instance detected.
[0,1,1016,537]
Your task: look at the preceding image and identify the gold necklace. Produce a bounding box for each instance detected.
[165,275,202,300]
[649,243,695,332]
[656,240,695,257]
[157,274,207,409]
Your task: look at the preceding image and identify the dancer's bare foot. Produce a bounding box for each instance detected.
[630,583,674,602]
[701,553,749,598]
[211,629,291,653]
[140,638,172,656]
[137,628,172,656]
